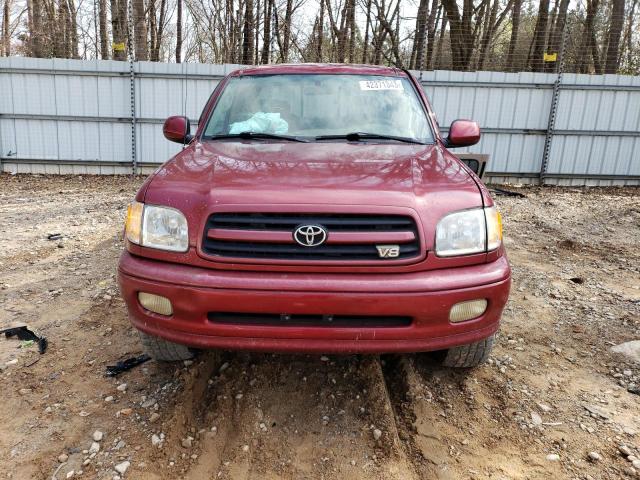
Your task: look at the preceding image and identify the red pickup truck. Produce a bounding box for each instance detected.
[118,63,510,367]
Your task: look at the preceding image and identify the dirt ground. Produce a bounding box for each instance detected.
[0,174,639,480]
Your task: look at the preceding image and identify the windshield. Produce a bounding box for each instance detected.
[203,74,434,143]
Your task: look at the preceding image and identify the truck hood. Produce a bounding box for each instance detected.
[144,141,483,251]
[147,140,481,206]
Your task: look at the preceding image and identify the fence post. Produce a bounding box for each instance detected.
[127,1,137,175]
[540,25,568,185]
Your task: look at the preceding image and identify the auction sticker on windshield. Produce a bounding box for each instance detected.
[359,79,404,91]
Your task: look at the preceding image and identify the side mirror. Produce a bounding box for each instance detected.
[446,120,480,148]
[163,116,192,144]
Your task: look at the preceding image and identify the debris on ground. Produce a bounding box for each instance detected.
[1,325,48,353]
[105,354,151,377]
[489,187,526,198]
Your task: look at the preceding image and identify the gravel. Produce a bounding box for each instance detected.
[587,451,602,462]
[114,461,130,475]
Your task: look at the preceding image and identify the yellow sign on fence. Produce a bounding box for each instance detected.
[544,52,558,62]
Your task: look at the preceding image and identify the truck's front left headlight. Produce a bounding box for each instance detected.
[125,202,189,252]
[435,206,502,257]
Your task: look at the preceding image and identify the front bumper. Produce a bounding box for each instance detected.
[118,251,511,354]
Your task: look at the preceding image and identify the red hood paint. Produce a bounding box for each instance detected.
[143,140,483,256]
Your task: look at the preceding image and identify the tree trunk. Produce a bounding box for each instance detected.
[68,0,78,57]
[254,0,260,63]
[175,0,182,62]
[336,0,346,61]
[98,0,108,58]
[411,0,429,69]
[434,11,447,69]
[28,0,46,57]
[150,0,166,61]
[424,0,438,69]
[242,0,254,64]
[133,0,147,60]
[544,0,568,72]
[580,0,600,73]
[273,0,283,62]
[621,0,638,70]
[281,0,292,61]
[362,0,371,63]
[2,0,9,56]
[316,0,324,61]
[347,0,356,62]
[441,0,474,71]
[528,0,549,72]
[110,0,128,60]
[604,0,624,73]
[260,0,272,63]
[477,0,500,69]
[148,0,156,58]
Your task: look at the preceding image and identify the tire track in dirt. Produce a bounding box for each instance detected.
[179,353,420,479]
[380,354,443,478]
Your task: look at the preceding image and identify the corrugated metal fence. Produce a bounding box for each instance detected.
[1,57,639,185]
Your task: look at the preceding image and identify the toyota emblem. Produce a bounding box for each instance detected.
[293,224,327,247]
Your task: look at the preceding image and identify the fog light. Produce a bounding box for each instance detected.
[138,292,173,316]
[449,299,487,323]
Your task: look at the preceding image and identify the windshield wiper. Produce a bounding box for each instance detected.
[315,132,425,144]
[207,131,309,143]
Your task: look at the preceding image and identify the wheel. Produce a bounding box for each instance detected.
[441,334,495,368]
[138,331,195,362]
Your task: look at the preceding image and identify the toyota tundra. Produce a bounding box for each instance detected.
[118,63,511,367]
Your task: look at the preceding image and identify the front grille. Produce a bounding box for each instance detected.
[201,213,421,261]
[208,312,412,328]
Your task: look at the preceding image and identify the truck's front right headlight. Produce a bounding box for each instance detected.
[125,202,189,252]
[435,206,502,257]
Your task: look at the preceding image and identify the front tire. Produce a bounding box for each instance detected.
[441,334,495,368]
[138,331,195,362]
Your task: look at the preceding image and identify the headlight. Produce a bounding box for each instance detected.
[435,206,502,257]
[125,202,189,252]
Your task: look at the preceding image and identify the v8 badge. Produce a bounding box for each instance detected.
[376,245,400,259]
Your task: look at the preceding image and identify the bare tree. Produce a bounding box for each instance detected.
[315,0,324,61]
[27,0,46,56]
[362,0,371,63]
[242,0,254,63]
[410,0,429,69]
[621,0,638,71]
[5,0,640,75]
[98,0,108,58]
[604,0,624,73]
[281,0,293,61]
[528,0,550,72]
[148,0,167,61]
[434,7,447,69]
[3,0,10,55]
[580,0,601,73]
[175,0,182,61]
[505,0,522,70]
[260,0,272,63]
[132,0,147,60]
[110,0,127,60]
[477,0,514,69]
[424,0,439,69]
[544,0,568,72]
[441,0,474,70]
